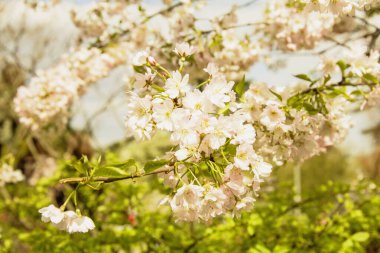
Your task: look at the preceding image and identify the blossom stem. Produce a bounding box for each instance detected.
[148,65,167,81]
[196,79,210,88]
[60,191,75,211]
[186,166,201,185]
[156,63,171,78]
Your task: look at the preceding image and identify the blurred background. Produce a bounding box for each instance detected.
[0,0,379,252]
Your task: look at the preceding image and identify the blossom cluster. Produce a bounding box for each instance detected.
[299,0,379,15]
[14,47,120,130]
[125,47,272,221]
[259,1,335,51]
[242,84,351,164]
[39,205,95,233]
[16,0,380,133]
[123,44,366,221]
[24,0,60,10]
[0,163,24,187]
[71,1,142,41]
[318,43,380,107]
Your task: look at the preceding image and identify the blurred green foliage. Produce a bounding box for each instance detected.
[0,146,379,253]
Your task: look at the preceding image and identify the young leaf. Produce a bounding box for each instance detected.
[336,60,348,73]
[363,73,379,84]
[143,160,169,173]
[234,75,247,97]
[133,65,146,73]
[269,89,282,101]
[92,166,129,178]
[294,74,312,82]
[107,159,137,170]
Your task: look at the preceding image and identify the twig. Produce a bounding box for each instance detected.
[354,16,379,30]
[237,0,259,9]
[59,167,174,184]
[91,1,188,48]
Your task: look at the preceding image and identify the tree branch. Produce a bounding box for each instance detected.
[59,167,174,184]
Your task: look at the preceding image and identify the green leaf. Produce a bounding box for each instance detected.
[209,33,223,48]
[337,60,348,73]
[363,73,379,84]
[143,160,169,173]
[351,232,369,242]
[234,75,247,97]
[303,103,318,115]
[133,65,146,73]
[322,75,331,85]
[287,95,300,107]
[91,159,137,178]
[70,156,90,175]
[269,89,282,101]
[107,159,137,170]
[351,90,365,96]
[326,87,354,102]
[93,166,129,178]
[294,74,312,82]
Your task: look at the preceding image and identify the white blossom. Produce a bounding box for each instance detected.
[174,42,197,57]
[39,205,65,224]
[164,71,190,99]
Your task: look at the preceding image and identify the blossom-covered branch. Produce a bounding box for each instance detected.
[20,0,380,233]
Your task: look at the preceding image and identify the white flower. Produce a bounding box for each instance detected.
[0,163,24,186]
[164,71,190,99]
[132,50,149,66]
[234,196,256,217]
[152,98,175,131]
[171,184,204,209]
[170,184,205,222]
[203,63,219,77]
[204,75,234,108]
[204,117,231,150]
[234,144,256,171]
[171,109,200,147]
[174,42,197,57]
[39,205,65,224]
[253,161,272,178]
[200,187,227,221]
[175,148,189,161]
[53,210,77,231]
[223,165,247,197]
[182,90,213,113]
[66,215,96,233]
[125,94,154,140]
[260,103,286,131]
[231,124,256,145]
[194,114,218,134]
[133,68,156,93]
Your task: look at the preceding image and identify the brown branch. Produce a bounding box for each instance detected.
[354,16,379,30]
[366,29,380,56]
[91,1,188,48]
[59,167,173,184]
[299,82,375,96]
[237,0,259,9]
[143,1,183,23]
